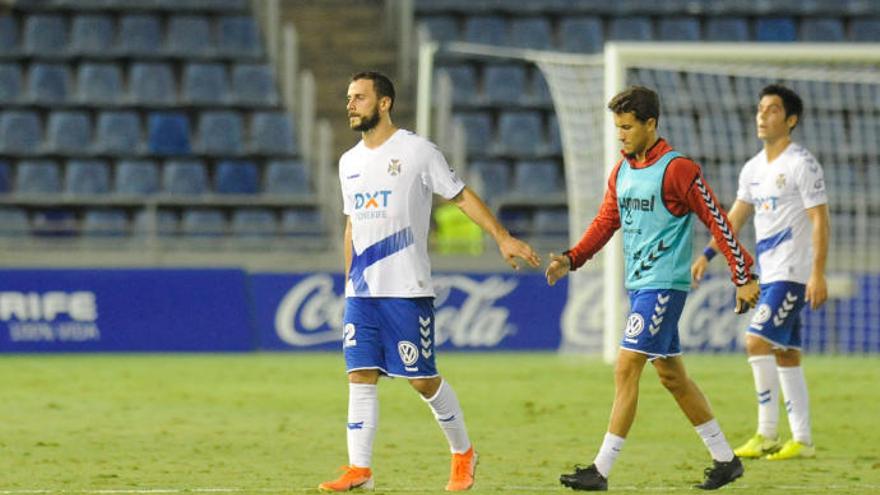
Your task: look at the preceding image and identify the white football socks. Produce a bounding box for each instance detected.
[593,432,625,478]
[695,419,735,462]
[748,354,780,439]
[423,379,471,454]
[347,383,378,468]
[778,365,813,445]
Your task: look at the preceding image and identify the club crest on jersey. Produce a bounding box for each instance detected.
[397,341,419,366]
[776,174,786,189]
[388,158,402,176]
[624,313,645,338]
[750,303,772,330]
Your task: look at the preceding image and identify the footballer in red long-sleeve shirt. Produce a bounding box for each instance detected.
[547,86,760,492]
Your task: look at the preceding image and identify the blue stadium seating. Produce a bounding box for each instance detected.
[420,16,459,42]
[801,18,846,41]
[533,208,568,238]
[0,208,29,236]
[183,63,229,104]
[250,112,296,154]
[147,112,191,155]
[28,64,71,103]
[468,160,509,205]
[513,160,561,196]
[198,111,243,155]
[231,208,276,237]
[118,14,162,55]
[0,160,10,193]
[233,64,279,105]
[218,16,262,57]
[0,111,42,154]
[70,14,114,54]
[497,111,543,156]
[705,17,749,41]
[509,17,553,49]
[547,114,561,155]
[181,209,226,237]
[608,16,653,41]
[438,65,478,105]
[32,209,77,237]
[46,111,92,153]
[264,159,311,195]
[454,112,492,154]
[530,70,552,105]
[497,208,531,237]
[95,111,141,153]
[15,160,62,194]
[0,17,17,54]
[215,160,259,194]
[463,15,507,45]
[115,159,160,195]
[130,63,177,105]
[82,209,129,236]
[280,208,324,236]
[851,19,880,41]
[65,159,110,195]
[756,17,797,42]
[559,16,603,53]
[163,159,208,195]
[483,64,526,104]
[166,15,212,56]
[657,17,700,41]
[132,209,178,236]
[0,64,23,103]
[24,15,66,55]
[77,63,123,104]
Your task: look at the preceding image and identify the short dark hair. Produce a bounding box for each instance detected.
[760,84,803,130]
[607,85,660,124]
[351,71,396,111]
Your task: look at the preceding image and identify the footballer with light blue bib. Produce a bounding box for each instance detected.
[622,289,688,359]
[343,297,438,378]
[747,281,806,349]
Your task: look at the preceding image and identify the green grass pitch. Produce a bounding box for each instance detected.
[0,353,877,494]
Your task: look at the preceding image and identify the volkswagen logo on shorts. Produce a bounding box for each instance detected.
[397,341,419,366]
[624,313,645,338]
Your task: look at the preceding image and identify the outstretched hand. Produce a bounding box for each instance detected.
[734,276,760,314]
[545,252,571,286]
[497,234,541,270]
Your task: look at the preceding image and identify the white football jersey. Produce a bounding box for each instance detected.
[339,129,465,298]
[737,142,828,284]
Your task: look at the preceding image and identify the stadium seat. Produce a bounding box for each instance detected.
[280,208,324,236]
[454,112,493,154]
[130,63,177,105]
[0,64,23,103]
[218,16,263,57]
[197,111,243,155]
[118,14,162,55]
[215,160,259,194]
[28,64,71,103]
[657,17,701,41]
[559,16,603,53]
[438,65,478,105]
[95,111,142,154]
[530,70,552,105]
[0,16,18,54]
[24,15,66,55]
[264,159,311,194]
[250,111,296,154]
[147,112,191,156]
[468,160,510,205]
[231,208,276,237]
[497,207,531,237]
[497,111,543,156]
[420,16,459,42]
[77,63,123,104]
[509,17,553,49]
[232,64,279,105]
[513,160,562,196]
[851,19,880,41]
[15,160,62,194]
[163,159,209,195]
[547,115,561,155]
[801,18,846,41]
[463,15,507,45]
[705,17,750,41]
[0,111,42,154]
[183,63,229,104]
[0,208,29,236]
[132,209,178,237]
[756,17,797,42]
[0,160,9,194]
[166,15,212,56]
[608,17,653,41]
[533,208,568,237]
[483,64,527,104]
[181,209,227,237]
[32,209,77,237]
[65,159,110,195]
[81,209,128,236]
[46,111,92,153]
[70,14,114,54]
[115,159,160,195]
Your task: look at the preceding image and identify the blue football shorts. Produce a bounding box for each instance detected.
[746,281,805,350]
[342,297,438,379]
[620,289,688,360]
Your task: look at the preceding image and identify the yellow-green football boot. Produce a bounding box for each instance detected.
[765,440,815,460]
[733,434,781,458]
